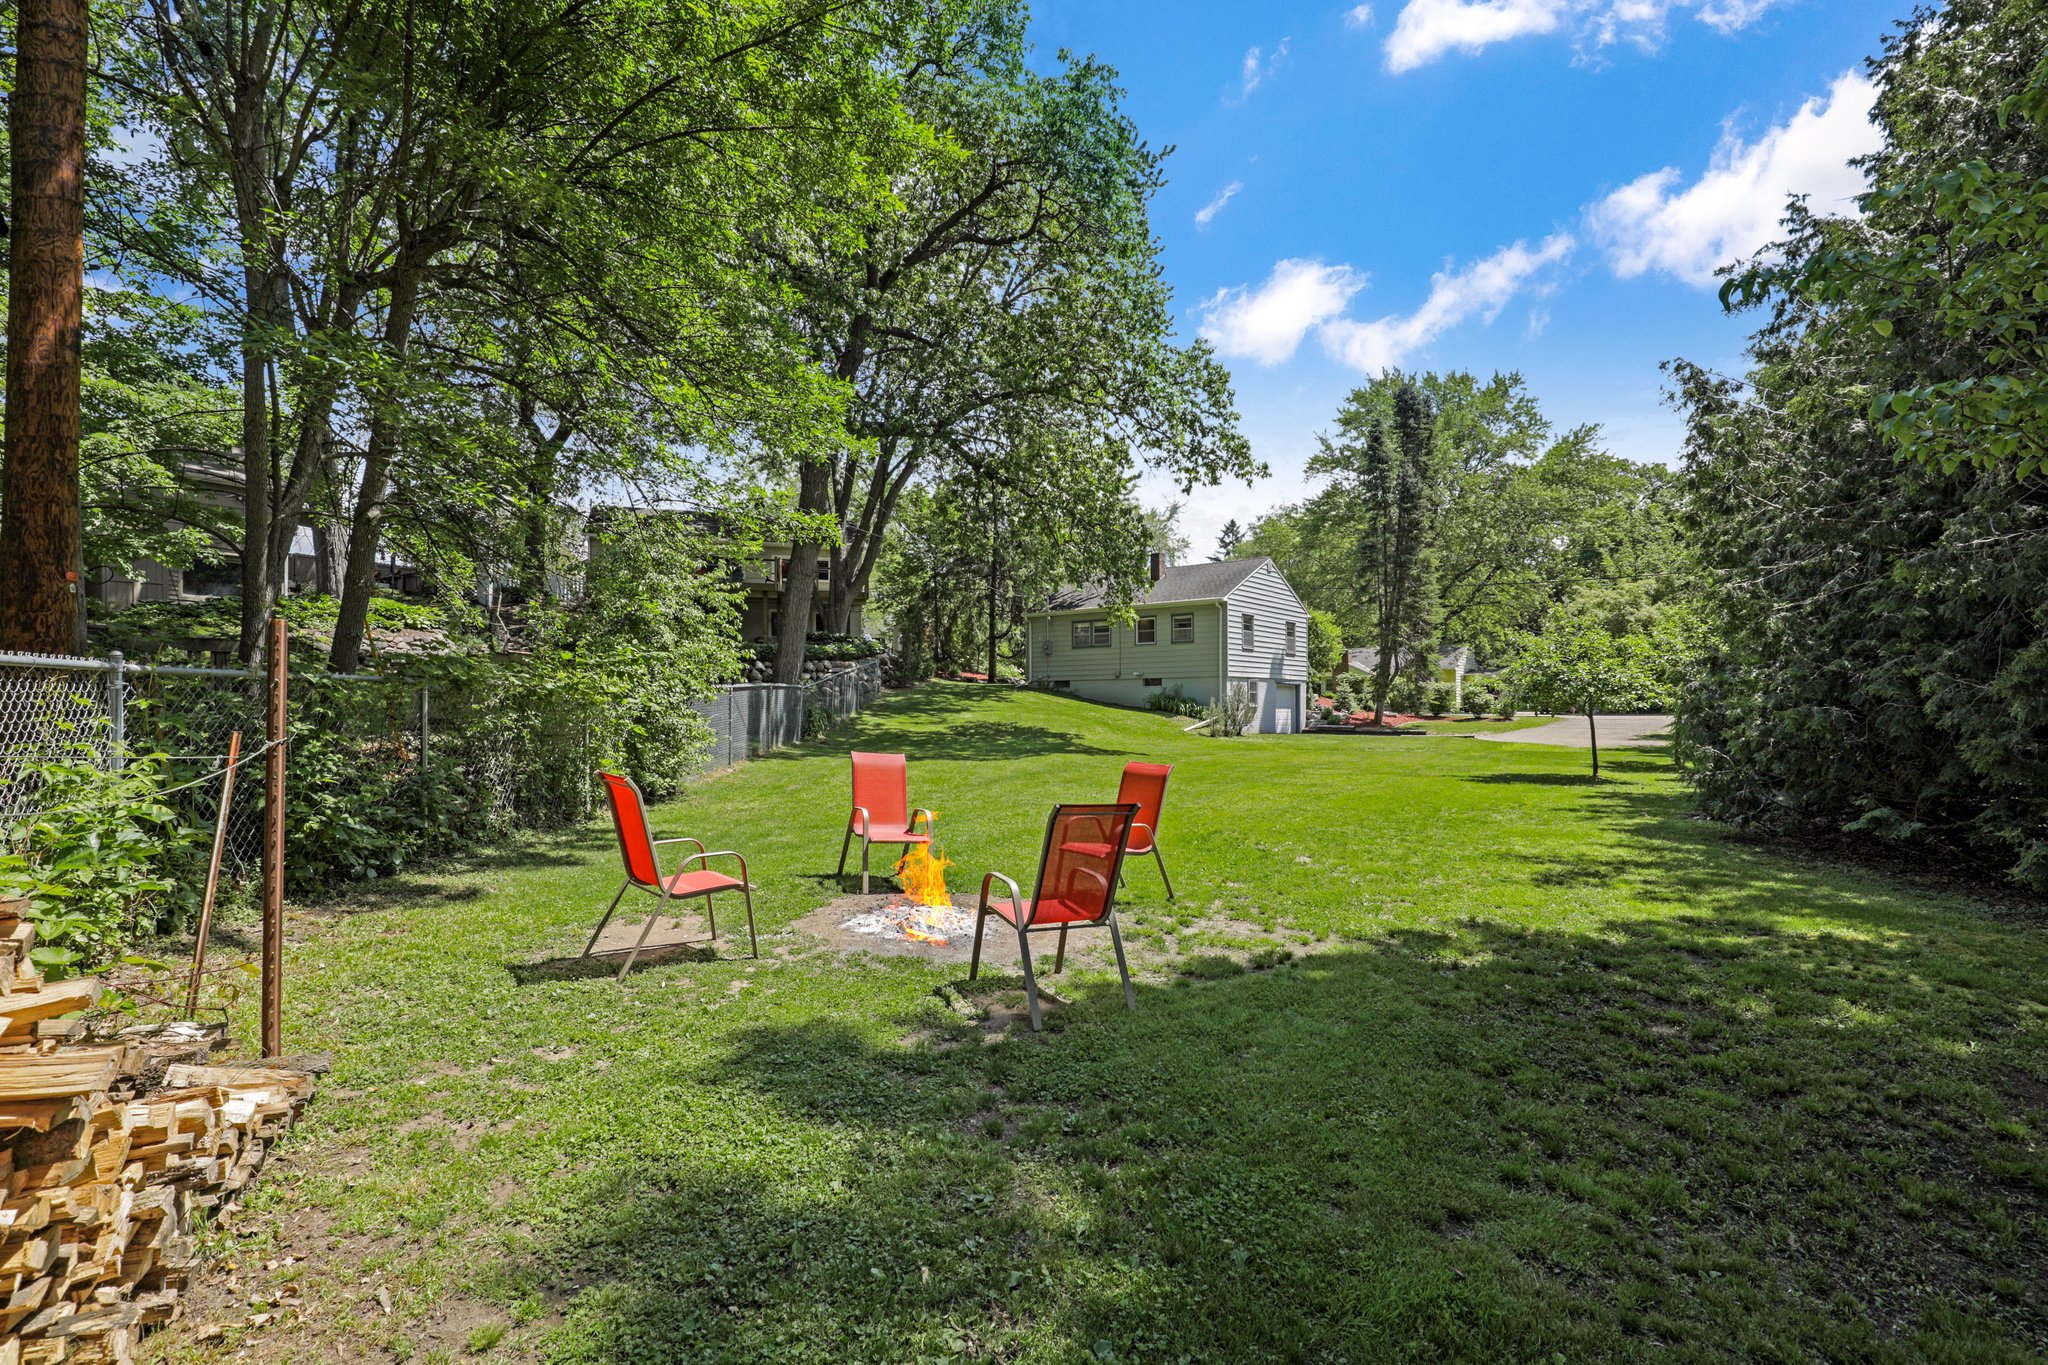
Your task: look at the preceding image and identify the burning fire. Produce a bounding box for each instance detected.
[895,840,953,908]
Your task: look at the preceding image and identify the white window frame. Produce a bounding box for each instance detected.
[1241,613,1255,652]
[1135,616,1156,645]
[1070,620,1111,649]
[1285,621,1297,657]
[1170,613,1195,644]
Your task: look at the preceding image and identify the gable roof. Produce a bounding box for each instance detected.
[1039,557,1275,612]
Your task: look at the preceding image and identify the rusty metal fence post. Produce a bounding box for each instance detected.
[260,615,287,1058]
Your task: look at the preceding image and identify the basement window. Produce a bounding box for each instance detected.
[1053,680,1071,690]
[1143,677,1164,688]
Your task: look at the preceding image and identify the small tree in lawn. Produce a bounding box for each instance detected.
[1509,618,1662,777]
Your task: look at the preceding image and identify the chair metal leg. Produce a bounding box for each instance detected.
[1153,845,1175,901]
[741,883,758,959]
[617,886,674,981]
[704,893,718,940]
[1053,926,1068,974]
[1016,926,1044,1032]
[583,881,630,957]
[861,836,871,895]
[837,824,854,877]
[1107,912,1136,1011]
[968,905,988,980]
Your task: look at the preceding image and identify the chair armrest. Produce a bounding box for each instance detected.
[654,837,708,854]
[850,805,871,837]
[980,871,1024,924]
[1129,820,1153,846]
[681,849,750,886]
[911,807,937,833]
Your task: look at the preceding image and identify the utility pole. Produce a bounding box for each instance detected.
[0,0,89,655]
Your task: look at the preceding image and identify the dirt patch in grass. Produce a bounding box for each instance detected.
[789,892,990,964]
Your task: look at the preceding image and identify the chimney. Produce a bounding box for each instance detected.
[1148,551,1164,584]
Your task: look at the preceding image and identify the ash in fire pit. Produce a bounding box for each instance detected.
[840,899,978,946]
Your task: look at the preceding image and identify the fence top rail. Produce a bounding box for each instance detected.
[0,650,399,685]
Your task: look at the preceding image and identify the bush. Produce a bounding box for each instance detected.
[1495,688,1517,722]
[744,633,883,663]
[0,746,200,976]
[1461,680,1495,718]
[1424,683,1453,717]
[1146,685,1205,719]
[1204,683,1256,737]
[1388,675,1426,714]
[1329,676,1359,713]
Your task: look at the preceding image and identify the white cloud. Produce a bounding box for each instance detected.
[1197,259,1367,365]
[1195,181,1245,228]
[1238,38,1292,97]
[1589,70,1879,285]
[1344,4,1376,28]
[1385,0,1565,72]
[1320,235,1576,372]
[1383,0,1776,71]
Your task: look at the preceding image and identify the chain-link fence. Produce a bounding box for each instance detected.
[3,649,887,888]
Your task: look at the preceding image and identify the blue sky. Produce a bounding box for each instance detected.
[1026,0,1912,558]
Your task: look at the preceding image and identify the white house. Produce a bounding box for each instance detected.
[1025,555,1311,734]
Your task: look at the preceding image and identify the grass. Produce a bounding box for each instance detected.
[145,683,2046,1363]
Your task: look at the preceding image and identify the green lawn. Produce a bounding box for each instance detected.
[151,684,2047,1364]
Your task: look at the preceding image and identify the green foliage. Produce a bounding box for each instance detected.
[1462,679,1497,718]
[747,635,883,664]
[1424,683,1454,718]
[0,747,200,976]
[1144,685,1205,719]
[1509,616,1665,775]
[1247,371,1695,663]
[1678,0,2048,887]
[1305,609,1345,682]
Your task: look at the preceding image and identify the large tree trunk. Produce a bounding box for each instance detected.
[1586,706,1600,779]
[0,0,88,656]
[329,271,423,674]
[773,459,834,684]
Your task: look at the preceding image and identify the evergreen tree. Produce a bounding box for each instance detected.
[1357,382,1440,721]
[1215,518,1244,559]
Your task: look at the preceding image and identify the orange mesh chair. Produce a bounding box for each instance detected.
[968,802,1140,1031]
[585,772,757,979]
[837,751,936,893]
[1114,762,1175,900]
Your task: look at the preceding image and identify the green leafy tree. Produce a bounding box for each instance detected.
[1508,617,1663,777]
[760,4,1257,682]
[1676,0,2048,888]
[1305,609,1344,681]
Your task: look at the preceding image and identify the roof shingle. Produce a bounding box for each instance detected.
[1040,557,1272,611]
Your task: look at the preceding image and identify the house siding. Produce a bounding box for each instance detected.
[1029,602,1224,707]
[1223,561,1310,686]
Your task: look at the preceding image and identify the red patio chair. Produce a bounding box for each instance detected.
[1114,761,1175,900]
[968,802,1140,1032]
[584,772,757,980]
[837,751,936,893]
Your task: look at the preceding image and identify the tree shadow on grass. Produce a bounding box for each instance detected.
[492,871,2048,1364]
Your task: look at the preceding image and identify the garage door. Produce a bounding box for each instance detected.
[1258,681,1296,734]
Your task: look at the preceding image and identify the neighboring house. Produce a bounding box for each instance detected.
[1025,555,1311,734]
[87,462,389,609]
[732,547,866,644]
[1339,645,1472,707]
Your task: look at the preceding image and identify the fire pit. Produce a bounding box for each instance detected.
[795,839,988,962]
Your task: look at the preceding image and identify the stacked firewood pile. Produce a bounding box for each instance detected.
[0,905,316,1363]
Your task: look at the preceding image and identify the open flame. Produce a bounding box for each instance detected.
[895,840,953,908]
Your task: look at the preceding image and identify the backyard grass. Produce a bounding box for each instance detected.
[146,684,2046,1364]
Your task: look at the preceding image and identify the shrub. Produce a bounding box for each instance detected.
[1389,675,1426,714]
[1204,683,1256,737]
[1462,680,1496,718]
[1146,685,1205,719]
[0,746,200,976]
[1424,683,1453,717]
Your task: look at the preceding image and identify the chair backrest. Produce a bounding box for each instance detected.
[1116,762,1172,841]
[600,772,661,887]
[850,751,911,827]
[1025,802,1140,928]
